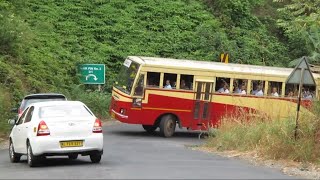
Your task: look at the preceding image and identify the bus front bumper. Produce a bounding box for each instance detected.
[111,109,129,122]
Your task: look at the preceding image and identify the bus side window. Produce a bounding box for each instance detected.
[251,80,265,96]
[215,77,230,93]
[180,75,194,90]
[147,72,160,88]
[285,84,298,97]
[134,74,145,96]
[285,84,316,99]
[268,81,282,97]
[302,85,316,99]
[233,79,247,94]
[163,73,177,89]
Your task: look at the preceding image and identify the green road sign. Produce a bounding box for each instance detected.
[79,64,105,84]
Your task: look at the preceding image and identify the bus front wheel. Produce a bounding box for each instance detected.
[159,115,176,137]
[142,125,157,133]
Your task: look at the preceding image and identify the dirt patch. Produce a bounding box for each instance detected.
[192,147,320,179]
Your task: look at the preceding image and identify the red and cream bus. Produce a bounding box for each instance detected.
[110,56,320,137]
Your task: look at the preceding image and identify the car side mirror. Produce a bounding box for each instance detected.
[8,119,16,126]
[11,108,18,113]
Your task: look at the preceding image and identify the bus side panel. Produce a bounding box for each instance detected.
[141,92,194,127]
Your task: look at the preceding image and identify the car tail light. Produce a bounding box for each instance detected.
[93,119,102,133]
[37,120,50,136]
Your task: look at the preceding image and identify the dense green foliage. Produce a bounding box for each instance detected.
[0,0,318,135]
[274,0,320,66]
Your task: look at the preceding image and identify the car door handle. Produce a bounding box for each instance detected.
[25,127,28,129]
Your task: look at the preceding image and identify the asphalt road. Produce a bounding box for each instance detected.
[0,123,296,179]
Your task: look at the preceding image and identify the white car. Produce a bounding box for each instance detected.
[8,101,104,167]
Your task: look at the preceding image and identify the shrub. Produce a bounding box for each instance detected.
[206,102,320,163]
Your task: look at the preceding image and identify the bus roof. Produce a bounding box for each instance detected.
[128,56,320,79]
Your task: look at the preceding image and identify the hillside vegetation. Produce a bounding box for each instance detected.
[0,0,319,135]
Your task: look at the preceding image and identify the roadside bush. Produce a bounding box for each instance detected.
[206,102,320,163]
[0,86,13,137]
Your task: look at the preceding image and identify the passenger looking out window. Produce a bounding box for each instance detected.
[255,85,264,96]
[233,79,247,94]
[164,80,172,89]
[268,82,282,97]
[271,87,279,97]
[234,86,241,94]
[287,89,294,97]
[240,85,246,95]
[180,75,193,90]
[251,81,264,96]
[303,87,314,99]
[252,82,258,95]
[163,73,177,89]
[224,84,230,94]
[180,80,187,89]
[217,83,224,93]
[216,78,230,93]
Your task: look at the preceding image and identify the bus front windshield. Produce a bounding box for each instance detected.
[115,59,140,95]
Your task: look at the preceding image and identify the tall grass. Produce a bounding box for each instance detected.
[206,101,320,163]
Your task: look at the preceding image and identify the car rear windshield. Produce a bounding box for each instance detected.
[21,98,66,111]
[39,104,93,118]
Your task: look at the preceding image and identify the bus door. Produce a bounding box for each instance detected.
[192,81,214,130]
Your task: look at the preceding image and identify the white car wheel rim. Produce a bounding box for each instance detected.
[9,143,14,158]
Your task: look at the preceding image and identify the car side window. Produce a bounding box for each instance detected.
[16,107,29,125]
[24,106,34,123]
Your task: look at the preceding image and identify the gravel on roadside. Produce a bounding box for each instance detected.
[191,147,320,179]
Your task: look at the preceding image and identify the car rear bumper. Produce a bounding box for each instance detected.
[30,134,103,156]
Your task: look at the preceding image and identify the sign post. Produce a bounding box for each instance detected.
[78,64,105,91]
[286,57,316,140]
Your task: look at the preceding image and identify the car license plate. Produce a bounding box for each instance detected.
[60,141,83,148]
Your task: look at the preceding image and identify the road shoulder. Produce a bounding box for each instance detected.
[191,146,320,179]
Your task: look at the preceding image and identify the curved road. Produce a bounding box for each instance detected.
[0,123,295,179]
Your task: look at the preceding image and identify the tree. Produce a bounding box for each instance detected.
[274,0,320,66]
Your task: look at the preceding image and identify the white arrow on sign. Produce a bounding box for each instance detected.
[86,74,98,81]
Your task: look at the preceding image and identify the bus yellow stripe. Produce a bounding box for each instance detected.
[143,107,192,112]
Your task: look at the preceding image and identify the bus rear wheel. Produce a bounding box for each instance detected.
[159,115,176,137]
[142,125,157,133]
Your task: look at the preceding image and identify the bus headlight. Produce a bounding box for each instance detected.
[120,108,126,115]
[133,98,142,107]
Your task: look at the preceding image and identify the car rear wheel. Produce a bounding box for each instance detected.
[90,153,102,163]
[27,142,39,167]
[142,125,157,133]
[159,115,176,137]
[68,154,78,160]
[9,140,21,163]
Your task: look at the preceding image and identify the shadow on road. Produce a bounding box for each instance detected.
[110,129,205,139]
[19,158,92,168]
